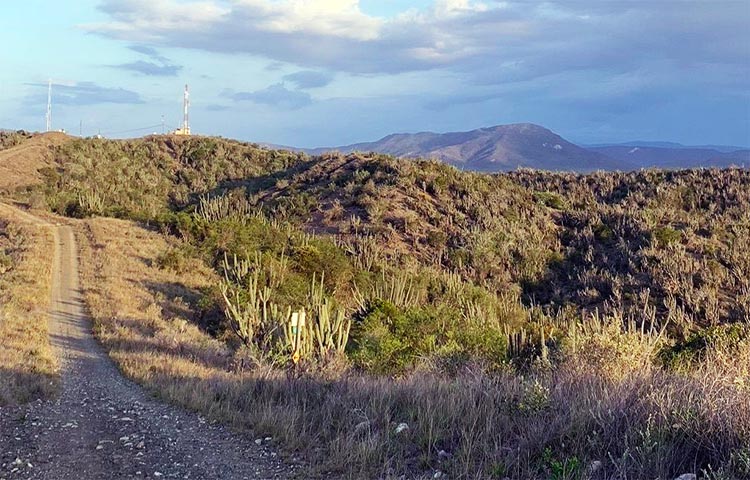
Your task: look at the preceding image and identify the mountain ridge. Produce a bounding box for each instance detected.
[265,123,748,172]
[270,123,630,172]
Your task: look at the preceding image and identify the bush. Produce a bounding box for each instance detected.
[349,300,423,374]
[155,246,194,273]
[350,300,510,375]
[660,323,749,371]
[652,226,681,247]
[593,222,614,243]
[0,251,12,274]
[533,191,566,210]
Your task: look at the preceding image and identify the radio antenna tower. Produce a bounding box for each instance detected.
[182,84,190,135]
[45,80,52,132]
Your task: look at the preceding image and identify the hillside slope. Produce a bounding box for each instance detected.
[0,132,71,193]
[2,134,749,478]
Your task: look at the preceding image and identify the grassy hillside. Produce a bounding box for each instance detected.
[10,135,750,478]
[0,132,70,194]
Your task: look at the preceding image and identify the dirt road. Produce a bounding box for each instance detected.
[0,210,298,479]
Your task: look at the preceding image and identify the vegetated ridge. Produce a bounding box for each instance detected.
[1,131,749,479]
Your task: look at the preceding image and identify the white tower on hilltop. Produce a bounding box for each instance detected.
[174,84,191,135]
[182,84,190,134]
[45,80,52,132]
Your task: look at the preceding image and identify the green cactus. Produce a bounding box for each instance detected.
[221,255,350,363]
[77,190,105,215]
[197,194,253,223]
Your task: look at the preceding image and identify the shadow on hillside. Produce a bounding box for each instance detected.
[521,211,655,311]
[142,280,225,339]
[185,159,318,207]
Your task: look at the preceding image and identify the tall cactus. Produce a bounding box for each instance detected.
[221,255,351,363]
[197,194,253,223]
[309,274,351,357]
[220,253,275,348]
[78,190,105,215]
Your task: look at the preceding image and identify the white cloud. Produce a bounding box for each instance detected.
[240,0,383,41]
[87,0,518,73]
[85,0,749,94]
[88,0,229,41]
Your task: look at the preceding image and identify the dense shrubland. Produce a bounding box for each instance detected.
[38,135,304,218]
[21,136,750,478]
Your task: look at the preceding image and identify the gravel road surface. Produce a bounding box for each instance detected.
[0,211,300,479]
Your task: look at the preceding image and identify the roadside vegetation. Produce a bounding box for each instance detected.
[0,204,58,405]
[11,135,749,478]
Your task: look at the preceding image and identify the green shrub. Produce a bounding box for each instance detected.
[449,322,508,370]
[0,251,12,274]
[349,300,421,374]
[652,226,681,247]
[533,191,566,210]
[426,229,448,248]
[593,223,614,243]
[542,447,583,480]
[660,323,749,370]
[350,299,510,375]
[155,245,194,274]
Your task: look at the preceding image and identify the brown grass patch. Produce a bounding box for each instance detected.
[0,132,71,194]
[0,204,58,405]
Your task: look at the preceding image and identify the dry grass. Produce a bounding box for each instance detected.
[74,217,228,374]
[0,132,70,194]
[0,204,58,405]
[73,216,750,479]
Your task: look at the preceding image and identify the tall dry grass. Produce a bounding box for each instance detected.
[0,205,58,405]
[74,216,750,479]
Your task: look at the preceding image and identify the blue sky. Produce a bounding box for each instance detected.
[1,0,749,147]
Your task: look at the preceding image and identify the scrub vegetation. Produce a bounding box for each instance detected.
[7,134,750,479]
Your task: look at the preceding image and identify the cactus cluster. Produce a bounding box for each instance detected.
[354,271,421,313]
[77,190,105,215]
[220,254,350,364]
[197,194,253,223]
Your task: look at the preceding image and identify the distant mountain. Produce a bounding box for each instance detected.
[588,145,750,169]
[292,123,628,172]
[265,124,749,172]
[587,141,748,153]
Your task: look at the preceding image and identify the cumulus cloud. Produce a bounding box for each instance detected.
[85,0,521,73]
[26,81,144,106]
[84,0,749,91]
[282,71,334,89]
[225,84,312,109]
